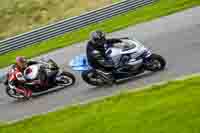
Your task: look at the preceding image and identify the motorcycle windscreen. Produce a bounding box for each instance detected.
[69,54,90,71]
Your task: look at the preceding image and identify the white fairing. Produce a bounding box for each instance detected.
[107,48,122,66]
[24,65,40,80]
[106,39,149,65]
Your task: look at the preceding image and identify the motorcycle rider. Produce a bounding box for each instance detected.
[86,30,122,78]
[4,56,38,97]
[6,56,50,98]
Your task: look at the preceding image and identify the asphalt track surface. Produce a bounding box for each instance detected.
[0,7,200,122]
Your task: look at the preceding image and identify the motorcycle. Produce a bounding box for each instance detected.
[5,59,76,99]
[69,38,166,86]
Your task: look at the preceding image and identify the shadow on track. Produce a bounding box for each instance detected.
[84,69,168,94]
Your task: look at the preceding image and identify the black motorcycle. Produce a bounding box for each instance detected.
[70,39,166,86]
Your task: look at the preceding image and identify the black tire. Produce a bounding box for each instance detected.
[146,54,166,72]
[81,70,105,86]
[57,71,76,86]
[6,87,25,99]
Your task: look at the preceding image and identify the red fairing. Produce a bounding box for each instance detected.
[8,66,22,82]
[8,69,17,81]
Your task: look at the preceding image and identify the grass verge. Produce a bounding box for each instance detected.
[1,75,200,133]
[0,0,200,68]
[0,0,113,39]
[112,0,122,3]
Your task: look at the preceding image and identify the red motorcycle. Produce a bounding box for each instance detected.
[4,59,75,99]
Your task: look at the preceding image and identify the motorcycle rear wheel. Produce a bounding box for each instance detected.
[82,70,107,86]
[6,87,25,99]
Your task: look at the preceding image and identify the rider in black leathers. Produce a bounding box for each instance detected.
[86,30,122,74]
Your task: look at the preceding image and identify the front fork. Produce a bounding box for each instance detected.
[142,50,153,68]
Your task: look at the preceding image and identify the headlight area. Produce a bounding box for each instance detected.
[135,50,151,60]
[144,50,152,57]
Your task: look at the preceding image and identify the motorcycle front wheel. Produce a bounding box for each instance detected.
[146,53,166,72]
[56,71,76,87]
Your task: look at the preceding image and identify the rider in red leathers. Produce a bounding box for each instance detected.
[6,56,40,98]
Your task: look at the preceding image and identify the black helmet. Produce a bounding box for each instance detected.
[90,30,106,47]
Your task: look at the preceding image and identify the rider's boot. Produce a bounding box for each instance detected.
[97,70,115,85]
[16,87,32,99]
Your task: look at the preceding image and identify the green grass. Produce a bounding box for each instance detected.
[0,0,200,68]
[0,0,113,39]
[112,0,122,3]
[1,75,200,133]
[0,122,4,127]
